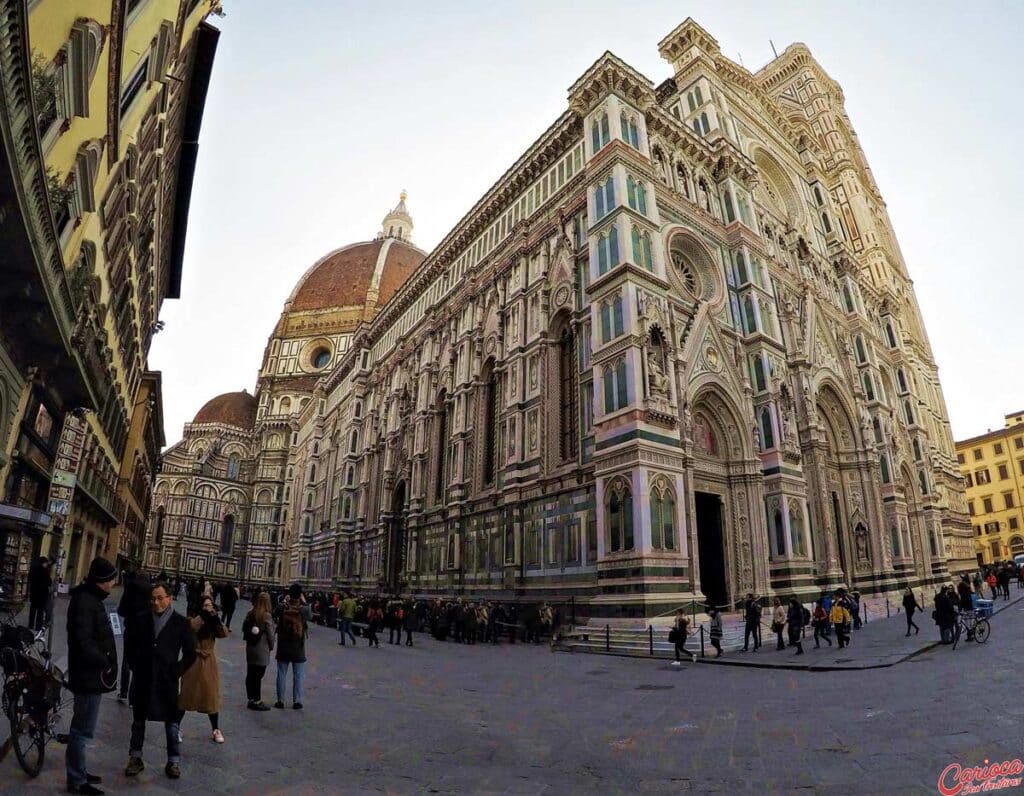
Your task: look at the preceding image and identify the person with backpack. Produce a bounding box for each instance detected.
[829,591,852,648]
[274,584,312,709]
[241,592,275,710]
[812,600,831,648]
[670,609,694,665]
[787,597,807,655]
[707,606,723,657]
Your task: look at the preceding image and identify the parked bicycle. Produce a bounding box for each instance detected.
[0,599,69,777]
[952,608,991,650]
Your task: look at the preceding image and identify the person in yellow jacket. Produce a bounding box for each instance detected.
[829,594,852,648]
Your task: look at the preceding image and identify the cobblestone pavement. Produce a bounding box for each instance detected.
[2,592,1023,795]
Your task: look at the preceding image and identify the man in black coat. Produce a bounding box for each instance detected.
[220,582,238,629]
[27,556,52,631]
[65,556,119,795]
[124,582,196,780]
[116,563,150,701]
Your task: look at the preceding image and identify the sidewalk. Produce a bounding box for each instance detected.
[693,590,1024,671]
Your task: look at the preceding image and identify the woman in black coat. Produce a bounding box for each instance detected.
[902,587,923,636]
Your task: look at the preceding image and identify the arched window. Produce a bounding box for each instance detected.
[723,188,737,223]
[346,465,354,486]
[220,514,235,554]
[607,482,634,552]
[821,212,833,234]
[631,226,653,270]
[742,295,758,335]
[773,508,786,557]
[918,470,929,496]
[1009,536,1024,554]
[886,323,898,348]
[482,363,498,486]
[760,406,775,450]
[912,438,922,461]
[343,497,352,519]
[880,453,891,484]
[600,296,623,342]
[626,176,647,215]
[814,186,825,206]
[435,391,449,504]
[752,355,766,392]
[591,111,610,152]
[303,516,311,536]
[305,492,313,509]
[620,112,639,148]
[558,327,578,462]
[904,399,915,426]
[279,397,291,415]
[594,175,615,219]
[842,283,856,313]
[649,483,676,550]
[873,417,883,444]
[734,250,749,284]
[603,359,628,413]
[354,401,362,418]
[226,454,240,480]
[897,369,908,393]
[154,506,165,546]
[308,464,316,484]
[597,226,620,274]
[862,373,875,402]
[789,501,805,556]
[855,336,867,363]
[890,525,901,558]
[350,430,359,452]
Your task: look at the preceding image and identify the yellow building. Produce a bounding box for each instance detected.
[955,411,1024,565]
[0,0,220,595]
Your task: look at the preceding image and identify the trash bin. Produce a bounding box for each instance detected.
[975,599,994,619]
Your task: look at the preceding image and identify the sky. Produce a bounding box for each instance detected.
[150,0,1024,445]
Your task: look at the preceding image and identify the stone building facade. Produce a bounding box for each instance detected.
[149,18,970,614]
[0,0,219,597]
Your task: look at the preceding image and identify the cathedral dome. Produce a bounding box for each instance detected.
[285,238,424,313]
[192,390,258,429]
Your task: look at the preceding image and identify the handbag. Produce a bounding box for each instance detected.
[668,628,679,643]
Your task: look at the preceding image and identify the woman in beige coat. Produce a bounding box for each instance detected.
[178,595,229,743]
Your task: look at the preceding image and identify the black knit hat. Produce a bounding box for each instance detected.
[86,557,117,583]
[288,583,302,599]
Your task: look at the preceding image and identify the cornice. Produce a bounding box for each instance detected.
[566,51,656,116]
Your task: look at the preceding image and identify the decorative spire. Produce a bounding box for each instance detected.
[378,190,413,242]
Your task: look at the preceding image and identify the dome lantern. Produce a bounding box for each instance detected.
[378,190,413,242]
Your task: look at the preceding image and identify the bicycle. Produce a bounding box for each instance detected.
[0,600,69,777]
[952,609,991,650]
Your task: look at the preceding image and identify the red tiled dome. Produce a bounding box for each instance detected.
[192,391,257,429]
[288,239,424,313]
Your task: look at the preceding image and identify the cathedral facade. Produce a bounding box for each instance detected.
[148,18,971,617]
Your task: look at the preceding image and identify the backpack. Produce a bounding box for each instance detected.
[801,605,811,626]
[278,602,306,642]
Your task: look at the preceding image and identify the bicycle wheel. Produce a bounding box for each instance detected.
[9,687,46,777]
[973,619,991,644]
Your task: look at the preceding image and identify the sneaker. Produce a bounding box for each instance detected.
[249,701,271,711]
[212,729,225,744]
[165,762,181,779]
[124,756,145,777]
[292,702,303,710]
[85,775,102,785]
[274,701,285,709]
[671,660,681,667]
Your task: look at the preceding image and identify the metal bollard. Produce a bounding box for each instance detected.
[648,624,654,656]
[605,624,610,652]
[700,624,705,658]
[886,598,890,618]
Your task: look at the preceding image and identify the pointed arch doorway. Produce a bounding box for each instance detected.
[386,480,407,591]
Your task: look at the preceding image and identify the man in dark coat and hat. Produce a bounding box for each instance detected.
[27,555,52,631]
[124,581,196,780]
[65,556,118,795]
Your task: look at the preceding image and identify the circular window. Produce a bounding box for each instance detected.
[666,234,722,305]
[311,348,331,369]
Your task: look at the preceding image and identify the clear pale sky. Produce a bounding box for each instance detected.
[150,0,1024,446]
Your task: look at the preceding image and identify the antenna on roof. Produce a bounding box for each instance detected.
[770,39,779,58]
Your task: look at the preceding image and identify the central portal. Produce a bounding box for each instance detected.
[695,491,728,609]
